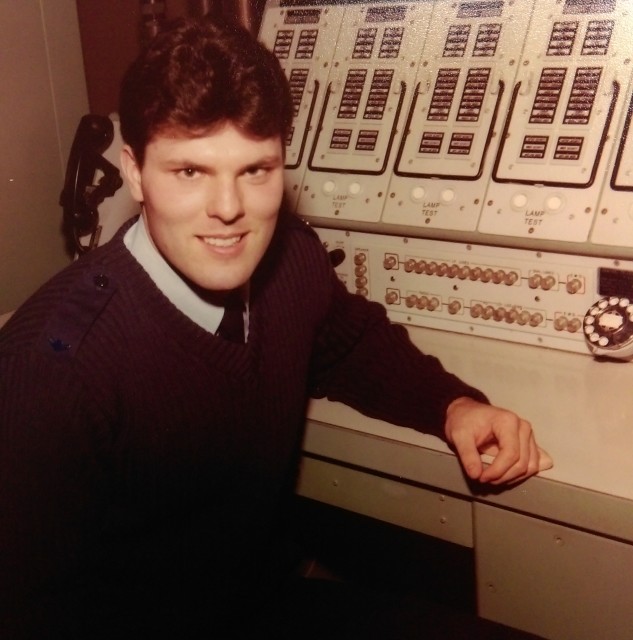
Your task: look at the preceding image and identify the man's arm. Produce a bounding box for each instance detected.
[445,396,553,485]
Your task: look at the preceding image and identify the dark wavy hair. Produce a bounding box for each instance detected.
[119,17,293,165]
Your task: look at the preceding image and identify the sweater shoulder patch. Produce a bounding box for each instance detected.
[39,267,117,358]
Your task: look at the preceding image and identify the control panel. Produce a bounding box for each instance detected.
[318,226,633,355]
[259,2,346,208]
[259,0,633,358]
[479,0,633,244]
[382,0,533,232]
[297,1,433,222]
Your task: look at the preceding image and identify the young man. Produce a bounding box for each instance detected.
[0,17,550,639]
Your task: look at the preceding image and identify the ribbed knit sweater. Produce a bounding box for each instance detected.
[0,213,486,637]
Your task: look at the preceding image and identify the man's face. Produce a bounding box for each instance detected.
[121,123,285,293]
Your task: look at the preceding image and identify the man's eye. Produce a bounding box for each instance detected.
[178,167,199,178]
[245,166,269,179]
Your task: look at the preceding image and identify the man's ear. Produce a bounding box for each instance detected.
[120,145,144,203]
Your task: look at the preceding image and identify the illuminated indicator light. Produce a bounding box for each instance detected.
[546,195,563,211]
[512,193,528,208]
[323,180,336,194]
[348,182,362,196]
[411,187,425,201]
[441,188,455,203]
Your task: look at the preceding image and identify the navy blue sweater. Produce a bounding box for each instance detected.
[0,213,486,637]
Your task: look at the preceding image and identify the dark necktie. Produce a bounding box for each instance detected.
[216,293,245,343]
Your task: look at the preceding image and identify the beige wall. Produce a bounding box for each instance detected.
[0,1,89,314]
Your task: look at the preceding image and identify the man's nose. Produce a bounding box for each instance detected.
[207,177,243,222]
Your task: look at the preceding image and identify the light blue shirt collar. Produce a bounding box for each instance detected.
[124,217,248,336]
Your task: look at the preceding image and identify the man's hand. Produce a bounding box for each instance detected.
[444,396,553,485]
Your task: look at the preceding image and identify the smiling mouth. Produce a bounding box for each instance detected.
[201,234,244,248]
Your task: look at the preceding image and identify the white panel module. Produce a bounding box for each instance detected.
[317,226,633,355]
[480,0,633,243]
[259,1,346,208]
[382,0,534,232]
[296,2,432,222]
[592,73,633,248]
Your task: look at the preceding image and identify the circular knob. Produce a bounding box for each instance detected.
[554,316,568,332]
[404,259,416,273]
[427,297,440,311]
[447,264,460,278]
[482,305,495,320]
[383,255,397,270]
[504,271,519,286]
[354,253,367,265]
[517,310,531,326]
[529,312,544,327]
[448,300,462,315]
[567,318,581,333]
[405,294,418,308]
[541,275,556,291]
[528,274,541,289]
[385,291,399,305]
[492,269,505,284]
[470,303,484,318]
[505,308,518,324]
[566,278,582,294]
[469,267,482,281]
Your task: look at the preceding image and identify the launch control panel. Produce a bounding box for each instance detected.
[259,0,633,358]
